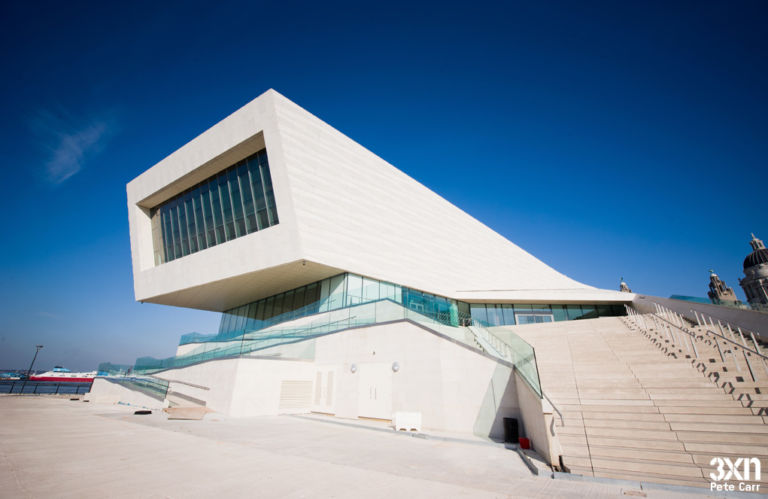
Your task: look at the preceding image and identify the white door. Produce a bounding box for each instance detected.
[312,369,336,414]
[357,363,392,420]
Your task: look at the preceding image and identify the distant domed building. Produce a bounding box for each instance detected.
[707,269,741,306]
[619,277,632,293]
[740,234,768,309]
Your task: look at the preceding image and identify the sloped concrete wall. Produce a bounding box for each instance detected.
[85,378,165,410]
[121,322,538,441]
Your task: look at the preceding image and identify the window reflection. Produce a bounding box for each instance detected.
[207,272,628,344]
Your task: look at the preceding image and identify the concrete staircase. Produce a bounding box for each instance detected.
[626,311,768,414]
[502,316,768,489]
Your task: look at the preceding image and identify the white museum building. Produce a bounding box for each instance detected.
[91,90,633,465]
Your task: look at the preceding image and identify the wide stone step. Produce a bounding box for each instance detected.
[584,435,685,451]
[573,384,646,392]
[565,464,595,477]
[639,380,715,388]
[556,425,586,436]
[742,400,768,408]
[577,398,655,406]
[675,431,768,444]
[561,455,591,468]
[589,457,703,478]
[653,399,744,407]
[577,411,666,422]
[583,419,670,431]
[669,422,768,433]
[585,427,679,441]
[646,386,730,395]
[648,392,733,401]
[717,380,768,390]
[562,404,660,413]
[736,393,768,401]
[557,434,587,446]
[656,405,753,415]
[588,445,693,464]
[560,443,590,457]
[591,469,708,489]
[662,414,766,425]
[576,389,649,398]
[684,441,768,456]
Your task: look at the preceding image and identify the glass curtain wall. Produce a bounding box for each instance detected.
[152,148,278,264]
[468,303,625,326]
[202,273,460,344]
[186,273,627,345]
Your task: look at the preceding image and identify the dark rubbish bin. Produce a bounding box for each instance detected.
[503,417,519,443]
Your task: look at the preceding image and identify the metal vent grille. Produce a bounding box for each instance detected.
[279,380,313,411]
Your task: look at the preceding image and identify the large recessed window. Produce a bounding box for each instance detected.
[152,149,278,264]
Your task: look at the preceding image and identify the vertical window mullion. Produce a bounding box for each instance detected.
[209,179,224,244]
[193,189,206,251]
[258,153,278,226]
[227,168,244,237]
[160,207,170,263]
[170,201,180,260]
[218,173,234,241]
[184,194,197,254]
[176,201,188,256]
[248,157,266,231]
[238,163,256,234]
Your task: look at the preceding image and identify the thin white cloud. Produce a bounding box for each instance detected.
[31,110,115,184]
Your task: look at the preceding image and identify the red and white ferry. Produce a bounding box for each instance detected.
[30,366,97,383]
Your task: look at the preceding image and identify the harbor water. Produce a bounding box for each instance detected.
[0,380,92,395]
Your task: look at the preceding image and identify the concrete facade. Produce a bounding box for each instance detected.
[153,322,523,440]
[127,89,629,311]
[107,90,650,468]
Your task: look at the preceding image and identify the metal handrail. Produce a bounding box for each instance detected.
[650,309,768,362]
[542,391,564,436]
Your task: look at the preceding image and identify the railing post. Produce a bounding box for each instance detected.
[55,383,60,395]
[713,336,726,363]
[749,330,762,354]
[639,314,648,332]
[689,334,699,358]
[736,327,748,347]
[743,351,757,382]
[664,324,674,346]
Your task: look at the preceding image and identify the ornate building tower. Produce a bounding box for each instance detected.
[619,277,632,293]
[707,269,741,305]
[740,233,768,309]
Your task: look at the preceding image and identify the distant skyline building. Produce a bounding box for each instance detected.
[619,277,631,293]
[740,234,768,309]
[707,269,741,306]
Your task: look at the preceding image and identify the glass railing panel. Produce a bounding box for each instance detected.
[128,298,543,400]
[490,330,541,397]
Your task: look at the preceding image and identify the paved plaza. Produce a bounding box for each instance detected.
[0,396,713,498]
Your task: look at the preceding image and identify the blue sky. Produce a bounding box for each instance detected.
[0,1,766,370]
